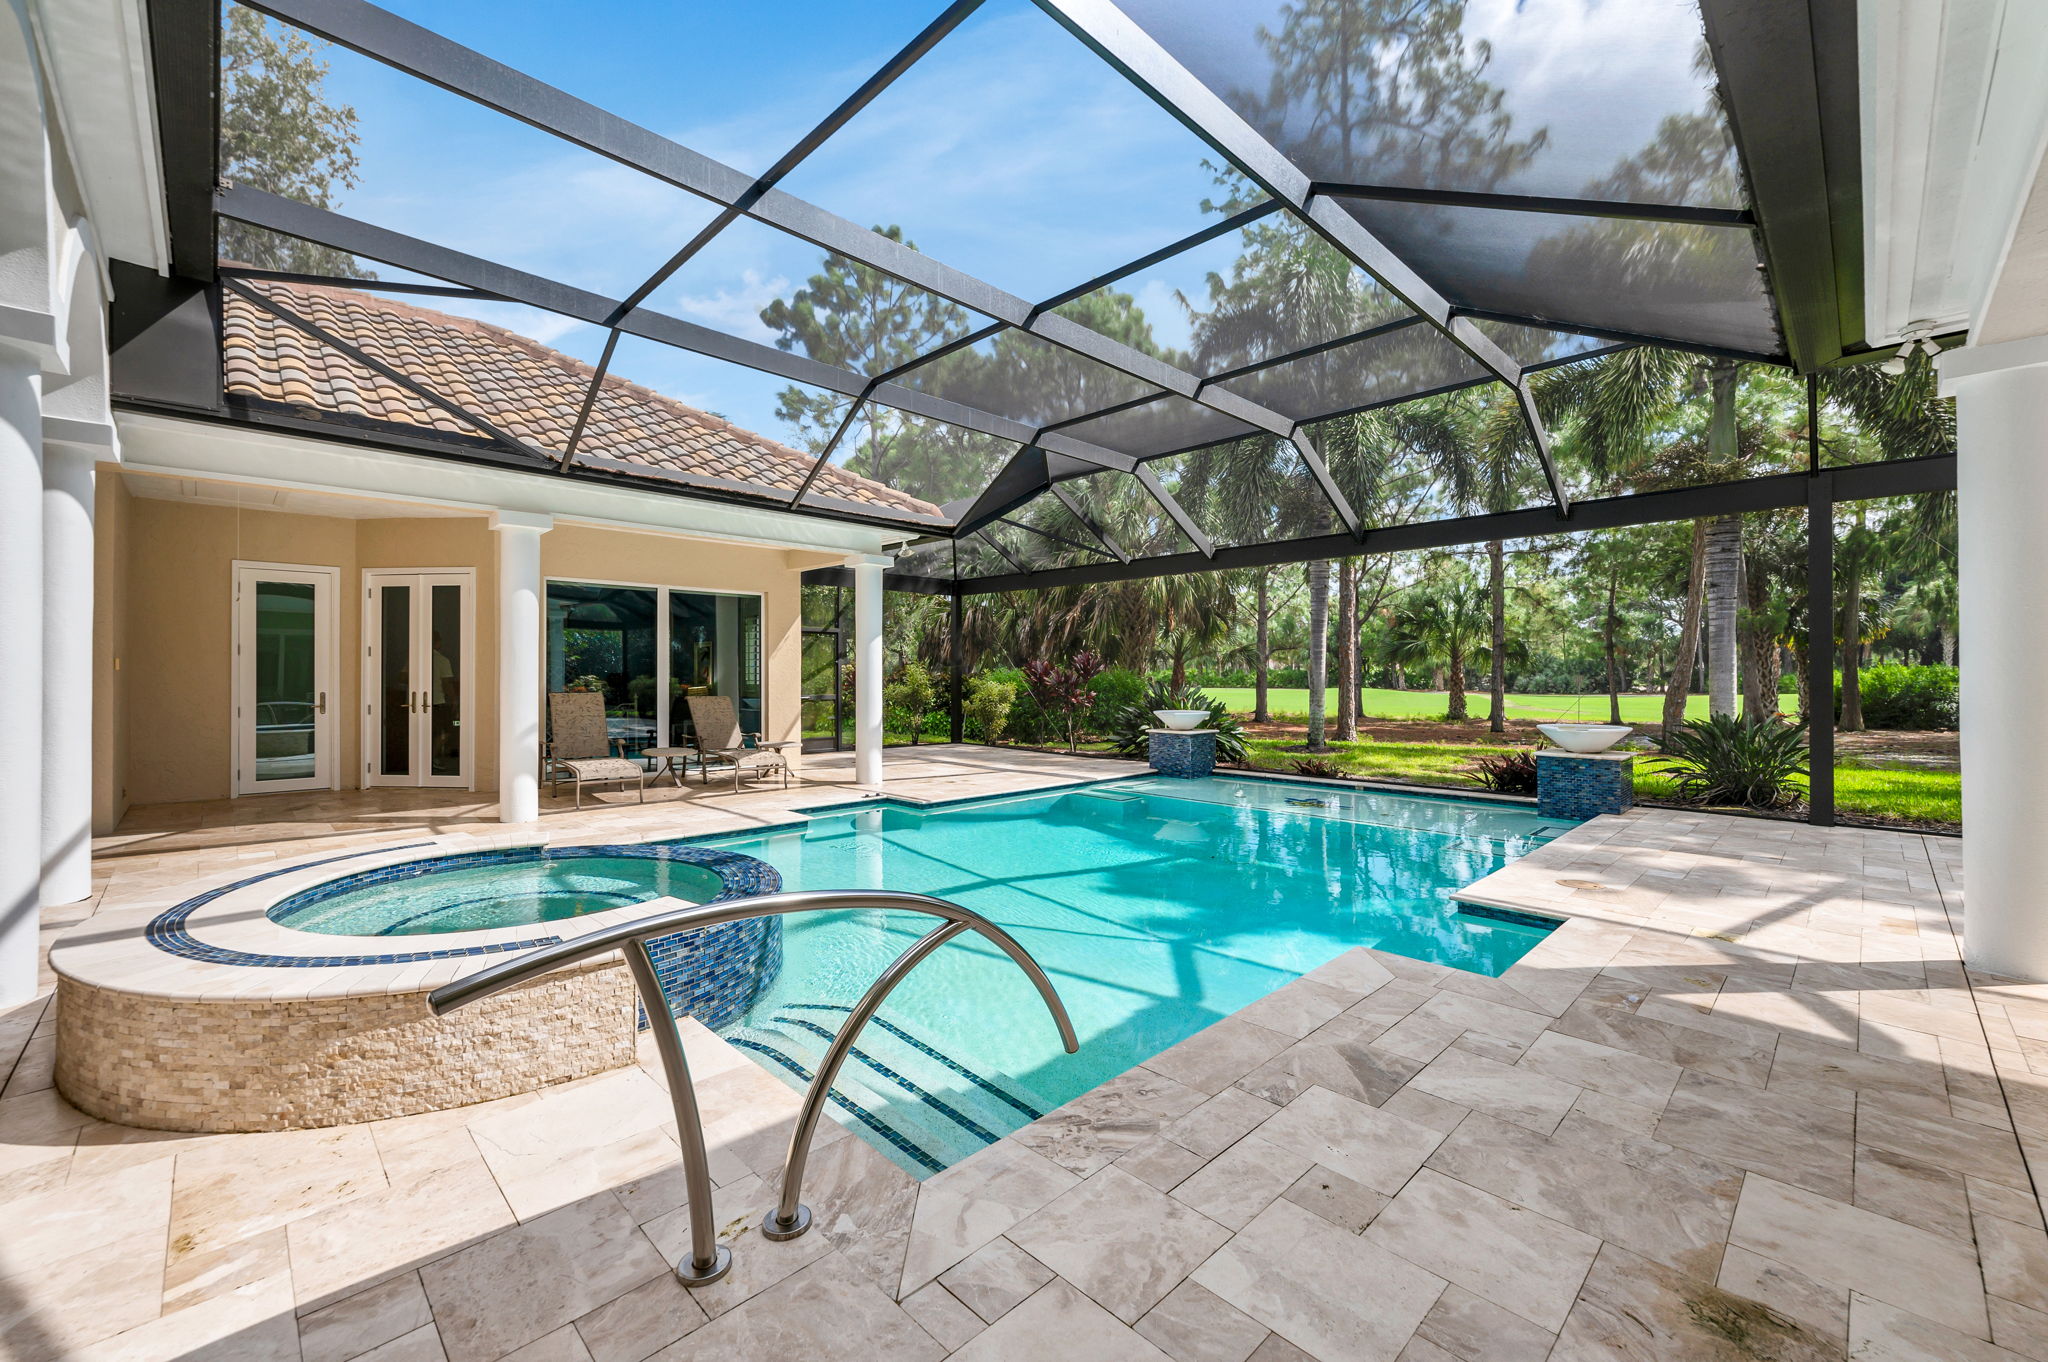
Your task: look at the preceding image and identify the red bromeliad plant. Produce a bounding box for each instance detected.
[1022,651,1105,752]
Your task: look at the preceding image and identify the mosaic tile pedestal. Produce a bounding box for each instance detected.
[1149,728,1217,778]
[1536,748,1635,819]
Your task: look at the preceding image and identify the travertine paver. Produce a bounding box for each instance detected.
[2,750,2045,1361]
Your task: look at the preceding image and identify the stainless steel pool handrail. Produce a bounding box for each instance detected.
[426,890,1078,1288]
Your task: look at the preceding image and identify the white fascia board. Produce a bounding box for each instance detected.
[30,0,167,274]
[115,411,917,558]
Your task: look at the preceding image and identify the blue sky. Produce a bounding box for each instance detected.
[288,0,1719,450]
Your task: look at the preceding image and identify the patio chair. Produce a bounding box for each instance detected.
[684,693,793,792]
[545,691,647,809]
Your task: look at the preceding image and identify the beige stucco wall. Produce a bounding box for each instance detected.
[91,467,130,834]
[119,499,363,807]
[98,489,812,814]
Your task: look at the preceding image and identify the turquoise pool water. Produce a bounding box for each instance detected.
[688,774,1572,1176]
[273,854,725,935]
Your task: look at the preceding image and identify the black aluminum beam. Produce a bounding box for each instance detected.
[613,0,986,318]
[994,512,1109,562]
[556,329,620,473]
[799,566,957,596]
[1450,309,1788,368]
[1031,0,1566,515]
[147,0,218,280]
[214,187,1140,475]
[238,0,1351,527]
[1699,0,1858,370]
[1807,451,1835,825]
[1311,183,1756,228]
[958,455,1955,593]
[1050,482,1128,562]
[218,267,502,301]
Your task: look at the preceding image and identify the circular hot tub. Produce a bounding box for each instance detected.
[53,839,783,1132]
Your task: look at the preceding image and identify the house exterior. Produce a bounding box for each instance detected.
[91,279,939,829]
[0,0,920,1006]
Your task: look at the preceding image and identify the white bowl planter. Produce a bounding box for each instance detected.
[1152,709,1210,731]
[1538,722,1633,754]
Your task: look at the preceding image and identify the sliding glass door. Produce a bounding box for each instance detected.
[544,580,763,760]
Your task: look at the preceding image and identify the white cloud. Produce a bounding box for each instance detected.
[667,268,792,343]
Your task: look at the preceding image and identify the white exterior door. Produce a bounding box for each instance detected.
[364,570,475,788]
[233,564,339,795]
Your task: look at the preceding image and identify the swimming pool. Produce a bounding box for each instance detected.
[687,774,1572,1176]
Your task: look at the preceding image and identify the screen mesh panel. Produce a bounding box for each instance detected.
[772,0,1238,301]
[1217,323,1490,424]
[1337,199,1779,355]
[1111,0,1743,210]
[889,326,1164,428]
[1055,393,1261,460]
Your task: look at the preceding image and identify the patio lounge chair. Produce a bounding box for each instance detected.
[546,691,647,809]
[684,694,793,792]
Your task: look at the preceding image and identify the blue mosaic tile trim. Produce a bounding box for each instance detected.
[1453,902,1566,932]
[1536,752,1636,820]
[726,1036,946,1174]
[1149,730,1218,779]
[772,1015,1002,1146]
[147,839,786,1018]
[784,1003,1045,1120]
[140,843,570,969]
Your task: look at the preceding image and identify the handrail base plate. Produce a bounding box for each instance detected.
[760,1204,812,1242]
[674,1244,734,1287]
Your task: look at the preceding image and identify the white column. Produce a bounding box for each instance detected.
[492,511,552,823]
[849,554,890,790]
[1,352,44,1005]
[39,443,92,907]
[1944,338,2048,979]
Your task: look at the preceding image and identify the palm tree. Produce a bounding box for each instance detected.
[1388,573,1490,721]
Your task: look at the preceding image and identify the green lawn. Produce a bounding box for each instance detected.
[1207,687,1726,725]
[1239,736,1958,828]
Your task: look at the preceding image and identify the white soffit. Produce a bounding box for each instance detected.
[121,469,472,520]
[114,411,916,558]
[1862,0,2048,347]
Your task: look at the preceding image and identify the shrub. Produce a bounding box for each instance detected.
[1088,667,1149,731]
[1107,679,1248,763]
[1473,749,1539,794]
[1291,758,1348,780]
[1022,651,1107,752]
[883,662,938,745]
[1654,715,1810,810]
[963,675,1015,744]
[1843,664,1957,730]
[974,668,1044,742]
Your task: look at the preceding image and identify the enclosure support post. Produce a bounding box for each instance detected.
[948,589,964,744]
[1805,471,1834,828]
[1943,340,2048,979]
[492,511,553,823]
[850,554,890,789]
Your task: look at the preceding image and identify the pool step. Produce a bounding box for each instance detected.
[723,1005,1048,1178]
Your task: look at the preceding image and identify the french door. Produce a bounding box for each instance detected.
[363,570,475,788]
[233,563,339,795]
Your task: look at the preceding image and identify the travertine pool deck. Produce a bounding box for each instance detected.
[3,747,2044,1361]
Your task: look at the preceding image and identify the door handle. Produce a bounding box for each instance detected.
[316,691,327,716]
